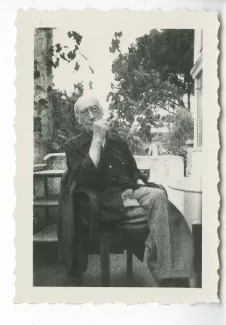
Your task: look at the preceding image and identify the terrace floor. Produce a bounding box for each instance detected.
[33,242,155,287]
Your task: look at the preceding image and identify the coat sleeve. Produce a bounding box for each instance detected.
[65,140,101,188]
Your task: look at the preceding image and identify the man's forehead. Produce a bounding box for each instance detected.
[76,96,100,110]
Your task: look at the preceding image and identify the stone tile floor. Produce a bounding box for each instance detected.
[33,243,155,287]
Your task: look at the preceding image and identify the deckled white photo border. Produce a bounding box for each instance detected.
[14,9,220,304]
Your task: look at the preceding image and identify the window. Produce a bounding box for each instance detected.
[197,73,203,148]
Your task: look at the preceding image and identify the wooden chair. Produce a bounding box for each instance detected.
[33,167,146,286]
[33,155,201,287]
[73,187,202,288]
[60,176,148,287]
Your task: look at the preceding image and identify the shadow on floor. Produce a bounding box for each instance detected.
[33,242,155,287]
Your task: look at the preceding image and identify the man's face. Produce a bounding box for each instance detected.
[77,97,103,132]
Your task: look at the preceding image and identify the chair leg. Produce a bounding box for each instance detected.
[127,249,133,284]
[100,234,110,287]
[76,238,84,286]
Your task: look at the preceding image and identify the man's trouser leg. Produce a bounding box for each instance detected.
[120,187,194,285]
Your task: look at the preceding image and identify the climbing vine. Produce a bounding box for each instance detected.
[34,29,94,133]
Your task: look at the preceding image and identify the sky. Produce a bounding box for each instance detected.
[53,26,195,120]
[53,26,154,116]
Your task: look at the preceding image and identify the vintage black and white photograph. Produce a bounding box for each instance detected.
[33,26,203,288]
[15,10,219,303]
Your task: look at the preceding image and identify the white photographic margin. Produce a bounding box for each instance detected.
[14,9,220,304]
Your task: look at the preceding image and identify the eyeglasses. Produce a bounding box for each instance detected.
[80,106,101,117]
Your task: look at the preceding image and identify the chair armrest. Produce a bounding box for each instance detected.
[74,187,99,239]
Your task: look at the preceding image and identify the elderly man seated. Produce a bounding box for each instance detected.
[64,95,194,287]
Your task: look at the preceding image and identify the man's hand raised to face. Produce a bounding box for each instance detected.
[92,119,109,144]
[89,119,109,167]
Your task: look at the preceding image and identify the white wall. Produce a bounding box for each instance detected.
[190,30,203,178]
[191,149,203,177]
[194,29,203,63]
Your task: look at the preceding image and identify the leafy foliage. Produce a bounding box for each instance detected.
[49,31,82,70]
[109,119,147,155]
[109,31,123,53]
[163,108,194,153]
[50,83,84,152]
[34,29,94,137]
[34,29,92,93]
[161,108,194,174]
[134,29,194,106]
[107,29,194,153]
[68,31,83,44]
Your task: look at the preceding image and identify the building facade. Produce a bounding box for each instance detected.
[190,30,203,177]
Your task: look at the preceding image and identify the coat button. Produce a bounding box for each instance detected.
[109,165,112,168]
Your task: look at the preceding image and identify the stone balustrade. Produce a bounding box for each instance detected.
[34,153,185,197]
[33,153,188,223]
[34,152,202,231]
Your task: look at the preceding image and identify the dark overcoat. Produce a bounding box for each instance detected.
[57,131,148,272]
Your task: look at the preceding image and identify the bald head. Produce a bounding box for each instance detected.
[74,96,101,114]
[74,95,103,132]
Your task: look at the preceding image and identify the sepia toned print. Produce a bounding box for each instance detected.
[15,10,219,303]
